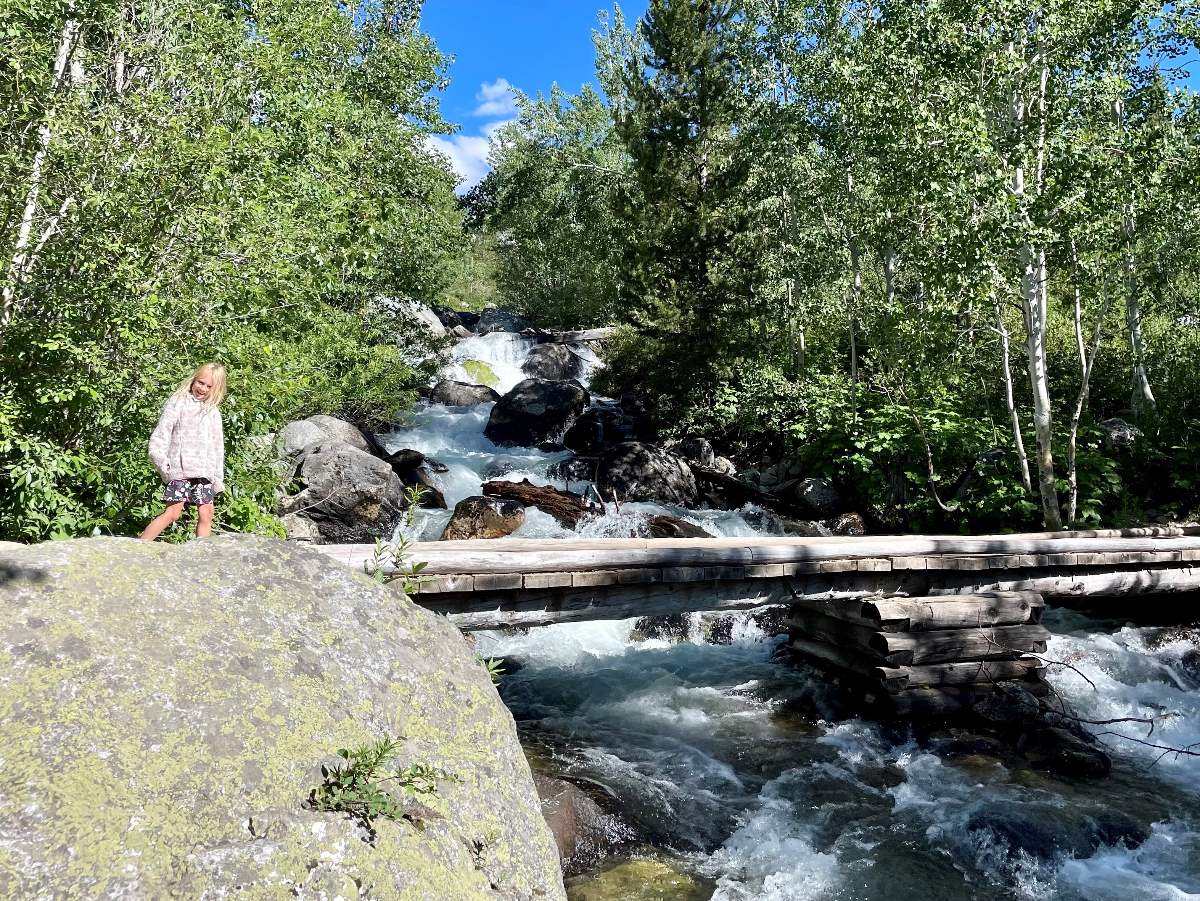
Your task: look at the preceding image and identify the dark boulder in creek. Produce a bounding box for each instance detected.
[477,308,533,334]
[522,343,584,381]
[485,379,590,448]
[596,441,700,507]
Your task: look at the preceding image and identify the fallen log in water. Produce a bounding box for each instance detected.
[481,479,593,529]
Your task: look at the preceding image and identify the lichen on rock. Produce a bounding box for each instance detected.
[0,536,564,900]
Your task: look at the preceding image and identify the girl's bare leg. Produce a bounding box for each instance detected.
[196,502,215,538]
[141,502,185,541]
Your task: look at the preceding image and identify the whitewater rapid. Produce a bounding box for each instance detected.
[383,330,1200,900]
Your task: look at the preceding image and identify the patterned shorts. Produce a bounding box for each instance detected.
[163,478,215,507]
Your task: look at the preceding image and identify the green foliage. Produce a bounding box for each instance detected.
[483,85,629,328]
[478,656,506,686]
[1,0,462,540]
[308,736,456,839]
[496,0,1200,532]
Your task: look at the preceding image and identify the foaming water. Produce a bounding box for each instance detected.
[391,328,1200,898]
[445,332,539,394]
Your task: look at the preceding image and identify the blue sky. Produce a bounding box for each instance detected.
[420,1,646,187]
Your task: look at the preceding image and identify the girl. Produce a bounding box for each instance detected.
[140,362,227,541]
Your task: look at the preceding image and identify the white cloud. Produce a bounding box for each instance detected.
[472,78,517,117]
[483,118,516,139]
[427,133,491,192]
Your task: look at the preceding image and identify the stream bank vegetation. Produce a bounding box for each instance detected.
[1,0,462,541]
[479,0,1200,534]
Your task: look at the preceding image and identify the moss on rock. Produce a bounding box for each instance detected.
[0,536,564,899]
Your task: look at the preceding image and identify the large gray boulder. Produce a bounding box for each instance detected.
[485,380,590,448]
[431,379,501,406]
[0,536,564,899]
[521,344,583,381]
[279,414,371,458]
[279,442,405,543]
[596,442,699,506]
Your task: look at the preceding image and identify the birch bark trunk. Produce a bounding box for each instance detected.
[1123,204,1156,415]
[1013,59,1062,529]
[2,16,79,332]
[994,293,1033,493]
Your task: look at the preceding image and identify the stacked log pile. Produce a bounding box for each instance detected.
[785,591,1049,716]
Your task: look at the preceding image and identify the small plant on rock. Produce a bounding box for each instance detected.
[308,736,457,841]
[478,656,506,685]
[364,487,429,593]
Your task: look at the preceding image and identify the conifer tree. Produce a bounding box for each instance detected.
[611,0,751,408]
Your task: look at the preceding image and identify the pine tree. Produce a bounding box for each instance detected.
[611,0,752,407]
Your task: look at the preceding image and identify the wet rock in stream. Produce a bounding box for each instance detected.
[533,773,634,877]
[966,800,1149,862]
[440,496,526,540]
[596,441,699,506]
[430,378,501,406]
[522,343,585,381]
[485,378,590,447]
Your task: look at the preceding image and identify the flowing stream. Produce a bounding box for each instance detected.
[383,331,1200,900]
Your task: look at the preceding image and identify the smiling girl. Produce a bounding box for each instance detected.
[140,362,227,540]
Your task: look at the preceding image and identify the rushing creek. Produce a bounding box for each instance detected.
[383,331,1200,900]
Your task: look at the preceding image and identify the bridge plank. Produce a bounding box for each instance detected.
[523,572,573,589]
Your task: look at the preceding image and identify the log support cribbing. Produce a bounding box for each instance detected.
[785,591,1050,717]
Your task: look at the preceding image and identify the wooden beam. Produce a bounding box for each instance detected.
[859,592,1044,631]
[318,531,1200,577]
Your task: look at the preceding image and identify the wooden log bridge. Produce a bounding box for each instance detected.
[317,526,1200,630]
[316,526,1200,715]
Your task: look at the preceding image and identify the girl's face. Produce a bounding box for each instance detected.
[191,370,214,401]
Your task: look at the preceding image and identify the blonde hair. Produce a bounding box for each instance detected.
[172,362,227,410]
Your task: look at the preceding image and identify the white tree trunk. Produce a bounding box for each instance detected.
[1013,61,1061,529]
[1067,283,1114,524]
[848,244,861,381]
[994,294,1033,494]
[2,15,79,332]
[1022,246,1062,529]
[1123,205,1156,415]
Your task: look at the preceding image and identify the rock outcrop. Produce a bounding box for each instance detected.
[485,380,590,448]
[279,414,371,458]
[0,537,564,899]
[431,379,501,406]
[477,309,533,335]
[441,496,527,540]
[596,442,699,507]
[279,442,405,543]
